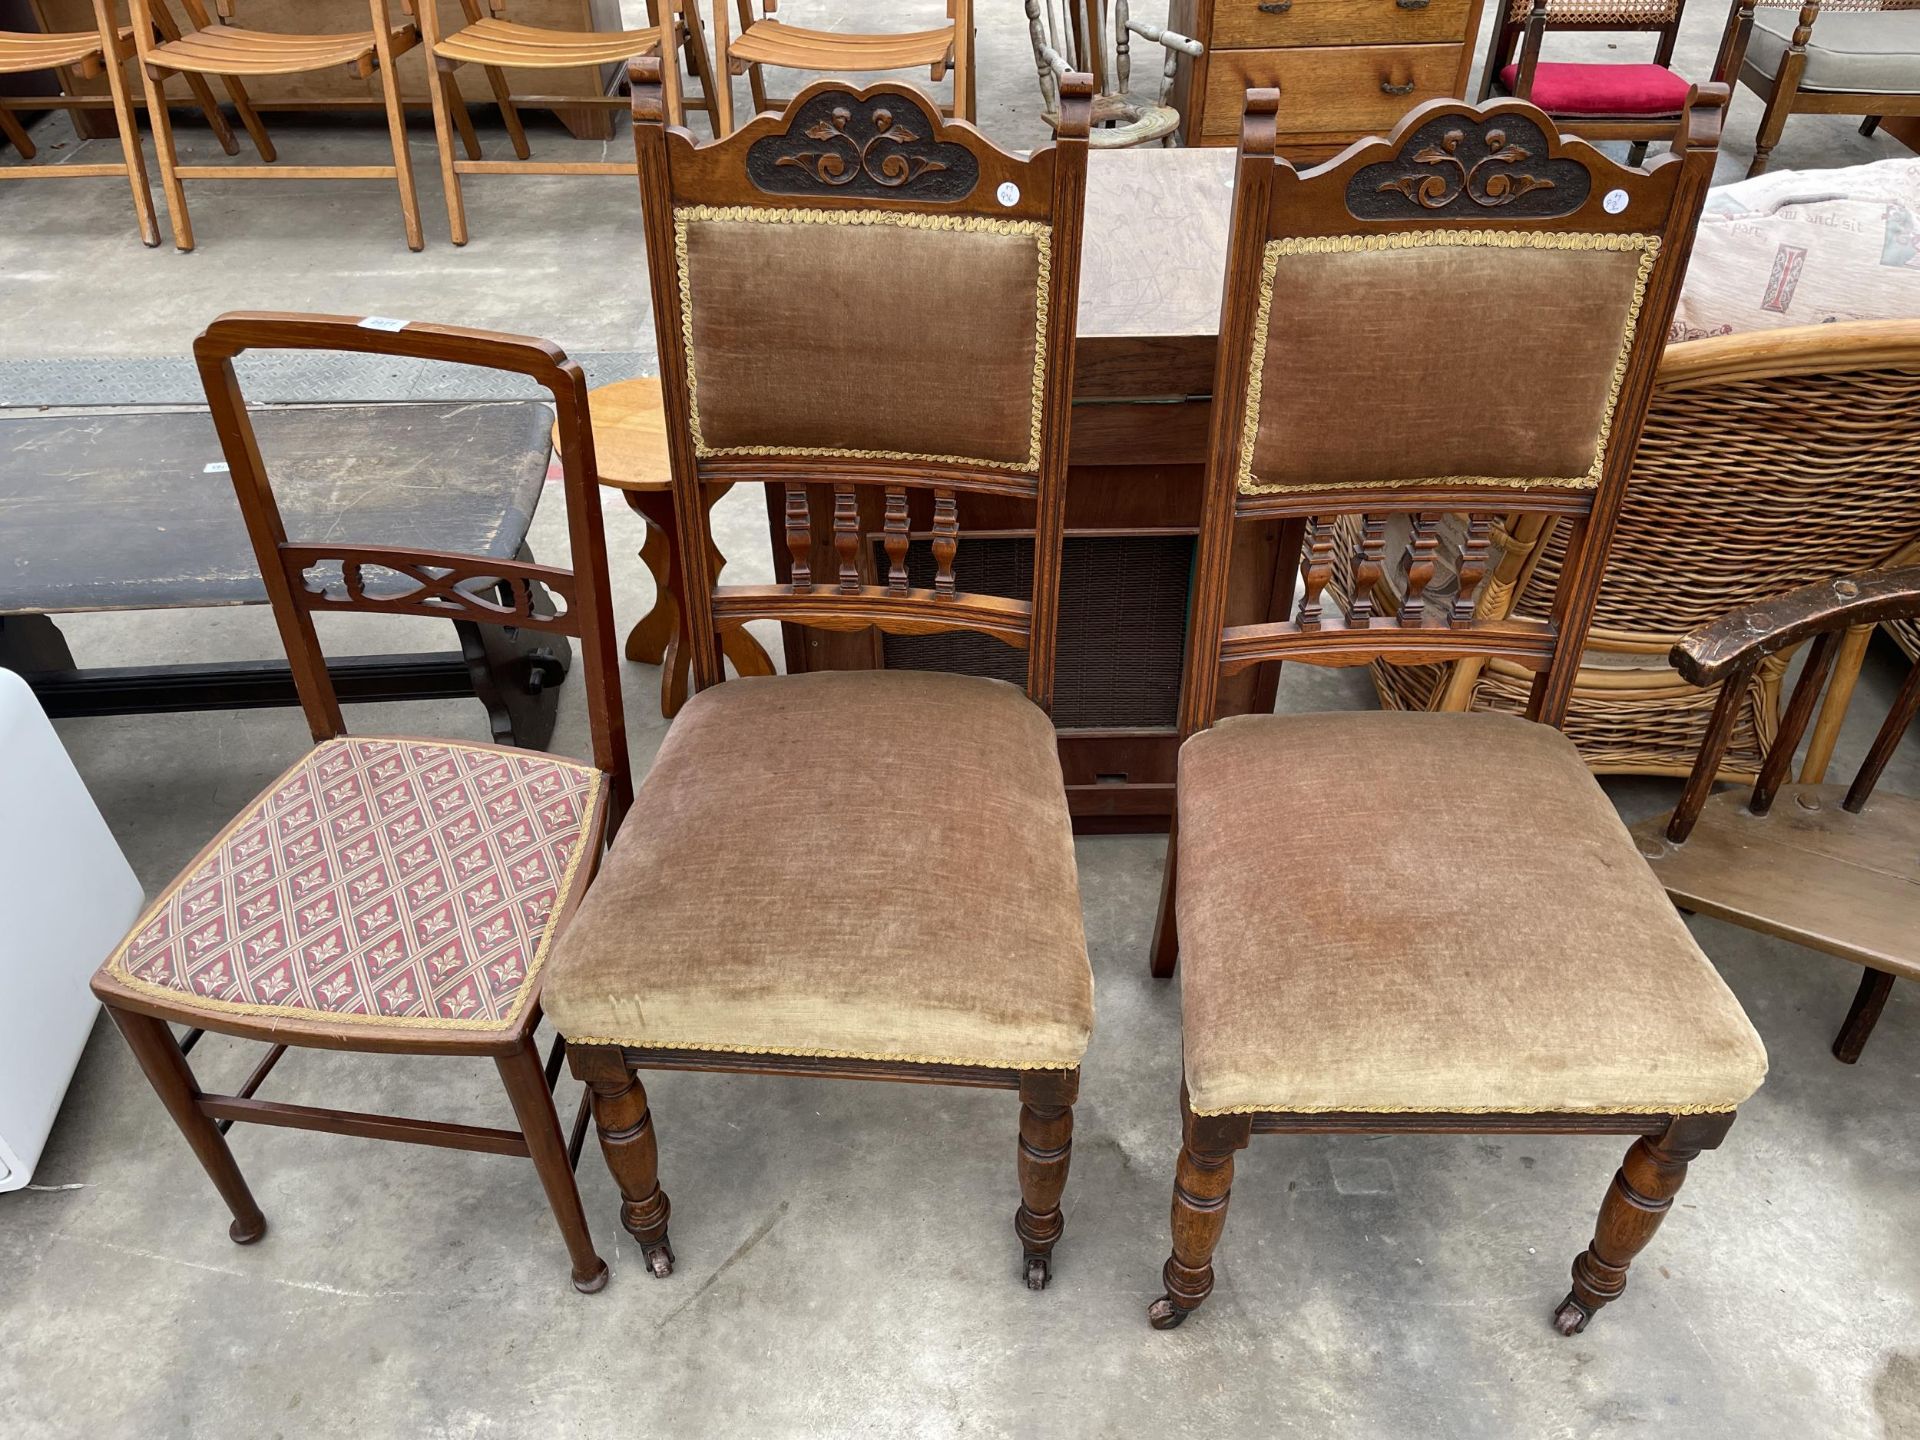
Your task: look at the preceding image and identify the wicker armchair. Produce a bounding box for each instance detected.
[1356,319,1920,780]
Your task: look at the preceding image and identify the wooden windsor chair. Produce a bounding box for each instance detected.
[1144,87,1772,1339]
[1633,566,1920,1065]
[419,0,724,244]
[1026,0,1201,147]
[542,62,1099,1292]
[128,0,423,250]
[90,313,633,1293]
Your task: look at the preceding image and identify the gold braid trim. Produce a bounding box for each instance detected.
[1191,1100,1743,1117]
[102,738,607,1035]
[1237,229,1661,496]
[674,204,1052,474]
[560,1035,1082,1069]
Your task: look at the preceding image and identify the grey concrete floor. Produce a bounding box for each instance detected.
[4,2,1920,1437]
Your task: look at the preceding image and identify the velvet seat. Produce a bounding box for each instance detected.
[544,670,1093,1069]
[1174,710,1769,1118]
[103,737,605,1031]
[1496,60,1692,115]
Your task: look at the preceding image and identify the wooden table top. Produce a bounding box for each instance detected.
[0,401,552,616]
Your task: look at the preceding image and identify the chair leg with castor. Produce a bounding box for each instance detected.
[1015,1069,1076,1289]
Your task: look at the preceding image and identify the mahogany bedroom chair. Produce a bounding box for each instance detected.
[1633,565,1920,1066]
[544,63,1097,1291]
[91,313,631,1293]
[1145,88,1771,1337]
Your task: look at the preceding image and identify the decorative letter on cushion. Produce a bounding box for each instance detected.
[1499,61,1692,116]
[1671,158,1920,340]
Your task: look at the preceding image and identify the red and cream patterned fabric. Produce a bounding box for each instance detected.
[102,738,605,1032]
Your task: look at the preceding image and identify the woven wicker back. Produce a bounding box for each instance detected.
[1505,0,1681,22]
[1514,321,1920,639]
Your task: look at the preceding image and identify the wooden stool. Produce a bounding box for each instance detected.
[558,378,774,717]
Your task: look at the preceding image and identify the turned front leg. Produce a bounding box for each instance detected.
[571,1045,675,1278]
[1555,1114,1735,1335]
[1149,1108,1251,1329]
[1015,1069,1078,1290]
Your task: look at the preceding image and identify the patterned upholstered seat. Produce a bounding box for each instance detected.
[102,737,604,1033]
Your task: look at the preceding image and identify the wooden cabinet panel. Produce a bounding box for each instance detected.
[1209,0,1474,51]
[1199,43,1464,139]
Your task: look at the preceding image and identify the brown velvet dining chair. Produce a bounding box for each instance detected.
[1144,87,1772,1336]
[543,62,1097,1291]
[91,312,631,1293]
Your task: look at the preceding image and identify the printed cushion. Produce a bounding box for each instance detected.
[1498,61,1691,115]
[1671,157,1920,340]
[101,738,605,1032]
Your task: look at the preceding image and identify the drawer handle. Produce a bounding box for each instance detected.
[1380,78,1418,94]
[1257,1,1292,12]
[1396,0,1432,9]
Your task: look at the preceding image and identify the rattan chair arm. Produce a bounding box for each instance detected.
[1672,565,1920,685]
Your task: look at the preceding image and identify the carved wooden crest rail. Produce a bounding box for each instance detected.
[1348,112,1592,220]
[744,90,983,201]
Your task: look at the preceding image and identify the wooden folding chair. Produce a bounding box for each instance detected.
[419,0,723,244]
[91,312,633,1292]
[542,63,1097,1291]
[1635,565,1920,1065]
[128,0,423,250]
[1144,88,1773,1338]
[0,0,231,245]
[712,0,974,133]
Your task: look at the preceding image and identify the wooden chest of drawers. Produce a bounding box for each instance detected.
[1168,0,1488,158]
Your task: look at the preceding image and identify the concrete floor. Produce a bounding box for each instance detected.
[4,2,1920,1437]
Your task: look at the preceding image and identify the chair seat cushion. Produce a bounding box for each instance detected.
[1747,8,1920,94]
[544,671,1093,1069]
[99,738,606,1033]
[1175,711,1767,1117]
[1498,61,1691,115]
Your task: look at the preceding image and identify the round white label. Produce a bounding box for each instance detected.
[1602,188,1629,214]
[996,181,1020,207]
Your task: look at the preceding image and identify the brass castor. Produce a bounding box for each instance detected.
[1552,1294,1593,1336]
[642,1238,675,1279]
[573,1260,610,1295]
[1147,1296,1188,1330]
[1025,1255,1051,1291]
[229,1216,266,1245]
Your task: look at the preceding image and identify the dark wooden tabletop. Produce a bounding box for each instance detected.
[0,401,553,616]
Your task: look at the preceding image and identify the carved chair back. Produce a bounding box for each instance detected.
[630,61,1094,712]
[1665,564,1920,842]
[1178,90,1725,739]
[193,313,633,819]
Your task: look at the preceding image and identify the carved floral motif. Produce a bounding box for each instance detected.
[1347,115,1591,220]
[1375,127,1556,210]
[745,91,980,201]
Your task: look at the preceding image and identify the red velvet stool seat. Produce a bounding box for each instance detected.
[1498,60,1692,116]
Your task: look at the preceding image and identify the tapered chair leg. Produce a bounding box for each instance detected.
[137,64,194,250]
[108,1007,266,1244]
[1833,967,1895,1064]
[495,1041,608,1293]
[1015,1069,1077,1289]
[572,1045,674,1277]
[1148,1108,1250,1329]
[100,20,161,246]
[370,34,424,250]
[1150,820,1179,978]
[478,63,531,160]
[0,105,35,160]
[426,59,471,245]
[1553,1113,1733,1335]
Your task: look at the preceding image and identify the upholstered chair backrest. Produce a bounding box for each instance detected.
[632,62,1093,711]
[1178,90,1726,737]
